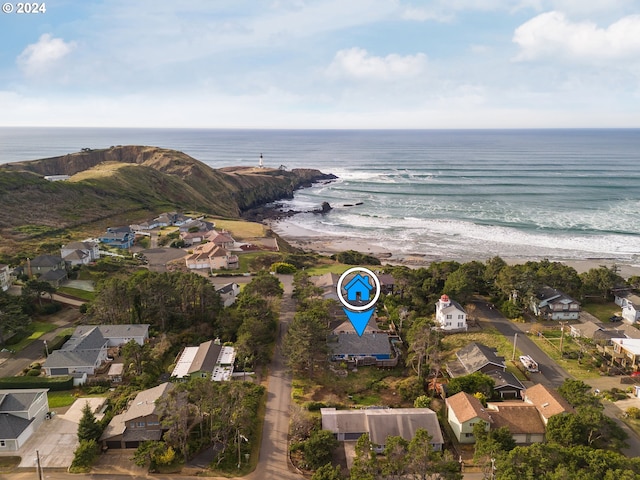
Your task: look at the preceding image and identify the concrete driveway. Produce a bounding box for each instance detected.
[12,397,106,469]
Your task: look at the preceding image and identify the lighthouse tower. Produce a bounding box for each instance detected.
[259,153,264,168]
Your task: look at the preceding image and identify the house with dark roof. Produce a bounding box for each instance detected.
[329,332,393,365]
[321,407,443,453]
[436,294,467,331]
[100,382,173,449]
[531,287,580,321]
[446,342,506,378]
[171,340,236,381]
[486,370,525,399]
[29,255,65,274]
[376,273,395,295]
[73,324,149,346]
[0,389,49,451]
[522,384,574,425]
[216,283,240,307]
[570,320,605,339]
[446,392,492,443]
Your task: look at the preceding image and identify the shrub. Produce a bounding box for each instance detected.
[397,376,424,402]
[41,302,62,315]
[70,439,98,472]
[270,262,297,274]
[26,369,41,377]
[626,407,640,419]
[0,375,73,391]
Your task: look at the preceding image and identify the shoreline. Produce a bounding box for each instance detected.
[270,220,640,278]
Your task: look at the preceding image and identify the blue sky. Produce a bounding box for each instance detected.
[0,0,639,128]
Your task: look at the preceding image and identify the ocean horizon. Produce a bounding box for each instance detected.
[1,127,639,263]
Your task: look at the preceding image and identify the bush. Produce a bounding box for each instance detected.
[0,375,73,391]
[270,262,297,274]
[626,407,640,419]
[305,401,327,411]
[41,302,62,315]
[331,250,381,266]
[397,376,424,402]
[70,439,98,472]
[499,300,523,319]
[26,369,41,376]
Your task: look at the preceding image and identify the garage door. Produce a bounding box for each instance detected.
[106,441,122,449]
[50,368,69,376]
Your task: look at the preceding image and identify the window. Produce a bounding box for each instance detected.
[147,420,160,426]
[458,322,464,328]
[446,322,451,326]
[458,314,464,319]
[0,440,5,447]
[464,433,474,438]
[137,422,145,427]
[446,314,452,319]
[468,422,475,427]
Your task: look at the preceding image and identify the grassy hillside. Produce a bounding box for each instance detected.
[0,145,333,259]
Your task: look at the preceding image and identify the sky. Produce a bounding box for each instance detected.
[0,0,639,129]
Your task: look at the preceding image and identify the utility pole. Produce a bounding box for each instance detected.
[559,322,567,355]
[512,333,518,361]
[36,450,43,480]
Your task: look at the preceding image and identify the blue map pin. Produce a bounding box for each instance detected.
[337,267,381,337]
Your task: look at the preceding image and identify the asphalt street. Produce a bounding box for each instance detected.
[472,301,571,388]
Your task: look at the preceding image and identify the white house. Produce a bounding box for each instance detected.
[60,241,100,266]
[435,294,467,331]
[531,287,580,321]
[0,389,50,452]
[216,283,240,307]
[615,292,640,324]
[0,264,11,291]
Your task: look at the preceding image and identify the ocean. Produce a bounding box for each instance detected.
[1,128,639,262]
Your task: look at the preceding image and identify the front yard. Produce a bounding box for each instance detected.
[527,329,601,380]
[582,301,621,322]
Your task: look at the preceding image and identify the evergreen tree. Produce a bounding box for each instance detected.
[77,402,102,443]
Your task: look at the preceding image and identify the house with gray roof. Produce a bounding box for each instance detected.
[60,240,100,265]
[100,382,173,449]
[531,287,580,321]
[0,389,49,452]
[486,370,525,399]
[329,332,393,364]
[27,255,67,284]
[321,407,443,453]
[446,342,506,378]
[43,324,149,377]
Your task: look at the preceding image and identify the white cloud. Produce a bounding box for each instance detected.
[326,48,428,81]
[513,11,640,62]
[17,34,76,76]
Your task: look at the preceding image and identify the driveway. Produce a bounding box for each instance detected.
[10,397,106,469]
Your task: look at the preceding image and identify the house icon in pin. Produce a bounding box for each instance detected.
[343,273,373,302]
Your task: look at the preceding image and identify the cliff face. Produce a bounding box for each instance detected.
[0,146,335,229]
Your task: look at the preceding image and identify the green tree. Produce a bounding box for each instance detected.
[271,262,297,274]
[22,278,56,308]
[350,433,378,480]
[243,270,283,298]
[312,463,345,480]
[70,439,98,471]
[77,402,102,443]
[414,395,432,409]
[303,430,339,470]
[580,266,624,299]
[383,436,408,479]
[0,292,30,346]
[283,311,328,378]
[133,440,169,469]
[407,428,462,480]
[558,379,600,408]
[446,372,495,398]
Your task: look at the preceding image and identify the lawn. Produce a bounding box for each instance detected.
[8,321,57,352]
[0,456,20,472]
[208,218,267,239]
[234,251,281,272]
[527,332,600,380]
[582,301,621,322]
[57,286,96,301]
[47,390,77,408]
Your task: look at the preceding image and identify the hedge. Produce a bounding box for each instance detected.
[0,375,73,391]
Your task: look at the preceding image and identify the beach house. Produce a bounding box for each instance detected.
[615,292,640,324]
[530,287,580,321]
[0,389,50,452]
[435,294,467,331]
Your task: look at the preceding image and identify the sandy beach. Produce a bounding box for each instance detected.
[271,220,640,278]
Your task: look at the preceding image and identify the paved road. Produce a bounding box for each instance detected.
[248,274,301,480]
[473,301,571,388]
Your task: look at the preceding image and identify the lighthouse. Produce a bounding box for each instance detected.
[259,153,264,168]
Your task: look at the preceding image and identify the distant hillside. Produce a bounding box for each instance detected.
[0,145,334,231]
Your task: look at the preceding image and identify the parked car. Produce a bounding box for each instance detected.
[610,315,622,322]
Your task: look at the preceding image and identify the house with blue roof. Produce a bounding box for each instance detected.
[344,273,373,302]
[99,226,135,249]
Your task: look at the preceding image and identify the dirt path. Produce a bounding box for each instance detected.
[248,274,302,480]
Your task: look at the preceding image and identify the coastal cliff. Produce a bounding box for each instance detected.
[0,146,335,230]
